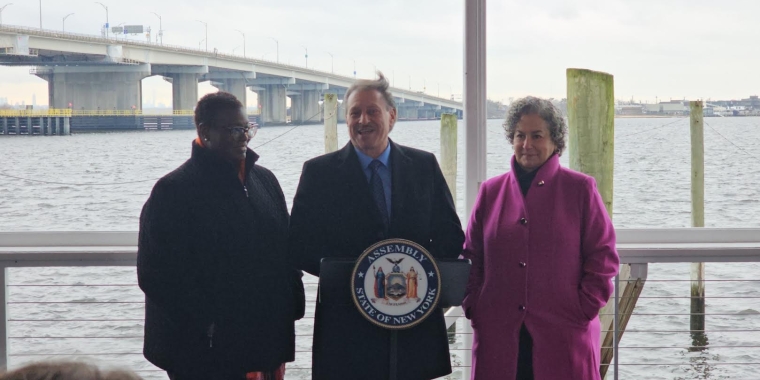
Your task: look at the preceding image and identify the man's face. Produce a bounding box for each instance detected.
[346,89,397,159]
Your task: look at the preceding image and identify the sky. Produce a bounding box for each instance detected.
[2,0,760,106]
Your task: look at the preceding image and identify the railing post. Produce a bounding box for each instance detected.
[689,101,706,333]
[0,266,8,369]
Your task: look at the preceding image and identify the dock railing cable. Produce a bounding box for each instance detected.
[1,229,760,379]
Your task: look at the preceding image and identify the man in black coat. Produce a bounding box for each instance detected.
[137,92,304,380]
[289,73,465,380]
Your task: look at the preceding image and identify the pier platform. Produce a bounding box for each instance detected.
[0,110,260,135]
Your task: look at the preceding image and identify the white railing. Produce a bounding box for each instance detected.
[1,229,759,379]
[609,228,760,380]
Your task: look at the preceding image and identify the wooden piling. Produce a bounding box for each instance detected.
[440,113,458,200]
[440,113,459,341]
[689,101,705,332]
[566,68,644,378]
[323,93,338,153]
[567,69,614,209]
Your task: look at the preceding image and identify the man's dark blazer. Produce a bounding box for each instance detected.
[289,139,465,380]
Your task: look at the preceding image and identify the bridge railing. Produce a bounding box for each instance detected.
[1,229,759,379]
[0,24,462,107]
[0,24,346,79]
[0,109,71,117]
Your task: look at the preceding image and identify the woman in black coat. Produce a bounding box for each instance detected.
[137,92,305,380]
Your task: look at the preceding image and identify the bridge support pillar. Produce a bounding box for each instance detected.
[35,64,150,111]
[291,90,321,124]
[212,79,248,106]
[398,107,419,120]
[169,73,200,112]
[257,85,287,125]
[2,118,7,135]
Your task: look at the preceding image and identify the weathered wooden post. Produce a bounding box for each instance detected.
[323,93,338,153]
[440,113,458,342]
[689,101,705,333]
[566,68,644,378]
[440,113,458,200]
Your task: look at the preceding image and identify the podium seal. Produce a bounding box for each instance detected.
[351,239,441,329]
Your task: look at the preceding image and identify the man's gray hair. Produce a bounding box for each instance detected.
[344,71,396,112]
[503,96,567,155]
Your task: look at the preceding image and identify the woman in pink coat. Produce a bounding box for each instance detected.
[461,96,620,380]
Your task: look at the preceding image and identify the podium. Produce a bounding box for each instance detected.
[319,256,471,380]
[319,257,471,307]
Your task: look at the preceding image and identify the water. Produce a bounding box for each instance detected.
[1,117,759,379]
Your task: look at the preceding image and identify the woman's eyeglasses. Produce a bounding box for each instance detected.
[223,122,258,139]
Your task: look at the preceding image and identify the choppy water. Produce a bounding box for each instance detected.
[1,117,759,379]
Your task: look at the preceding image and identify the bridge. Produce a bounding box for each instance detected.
[0,24,463,126]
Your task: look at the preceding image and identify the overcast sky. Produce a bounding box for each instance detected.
[2,0,760,106]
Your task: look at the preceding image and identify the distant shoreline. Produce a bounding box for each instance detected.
[615,115,675,118]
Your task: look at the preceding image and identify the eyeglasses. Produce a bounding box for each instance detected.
[223,122,258,139]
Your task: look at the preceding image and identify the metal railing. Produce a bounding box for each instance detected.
[0,109,71,117]
[0,229,759,379]
[607,228,760,380]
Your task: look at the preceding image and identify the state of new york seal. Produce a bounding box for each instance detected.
[351,239,441,330]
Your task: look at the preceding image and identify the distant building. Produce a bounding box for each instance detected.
[738,95,760,109]
[616,105,644,115]
[644,101,687,115]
